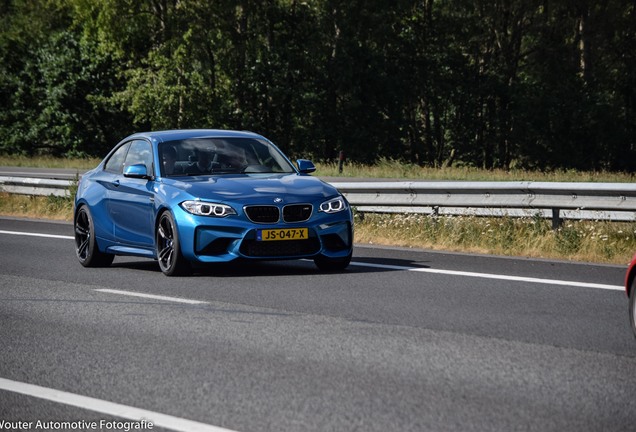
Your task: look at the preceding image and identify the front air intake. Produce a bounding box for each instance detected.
[244,206,280,223]
[283,204,312,223]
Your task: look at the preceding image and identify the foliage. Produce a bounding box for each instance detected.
[1,0,635,171]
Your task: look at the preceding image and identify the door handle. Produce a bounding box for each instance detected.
[112,180,120,187]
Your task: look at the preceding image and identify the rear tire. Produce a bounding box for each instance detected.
[74,205,114,267]
[314,252,352,272]
[156,211,191,276]
[630,279,636,340]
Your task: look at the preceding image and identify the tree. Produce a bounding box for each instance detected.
[0,0,634,171]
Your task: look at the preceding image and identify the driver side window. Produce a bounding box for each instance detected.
[104,143,130,174]
[124,140,153,173]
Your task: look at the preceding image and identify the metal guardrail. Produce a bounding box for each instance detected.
[329,181,636,224]
[0,176,72,197]
[2,176,635,223]
[331,181,636,210]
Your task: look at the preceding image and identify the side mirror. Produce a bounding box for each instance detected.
[123,164,151,179]
[296,159,316,174]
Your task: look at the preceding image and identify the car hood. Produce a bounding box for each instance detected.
[161,174,341,204]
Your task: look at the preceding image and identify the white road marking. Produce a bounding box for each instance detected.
[0,377,238,432]
[349,261,624,291]
[95,288,209,305]
[0,229,625,291]
[0,229,74,240]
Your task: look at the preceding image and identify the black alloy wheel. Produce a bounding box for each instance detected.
[630,279,636,340]
[74,205,114,267]
[156,211,190,276]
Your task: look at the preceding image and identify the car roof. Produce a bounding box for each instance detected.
[126,129,265,144]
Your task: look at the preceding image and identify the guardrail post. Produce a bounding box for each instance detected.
[551,208,562,230]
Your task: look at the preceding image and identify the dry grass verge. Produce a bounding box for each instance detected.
[0,155,100,170]
[317,159,636,182]
[354,212,636,265]
[0,193,73,221]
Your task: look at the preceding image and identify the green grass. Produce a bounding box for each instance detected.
[1,156,634,265]
[0,155,101,170]
[316,158,636,182]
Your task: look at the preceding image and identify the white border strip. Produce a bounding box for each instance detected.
[350,261,623,291]
[0,377,237,432]
[0,229,73,240]
[95,289,209,305]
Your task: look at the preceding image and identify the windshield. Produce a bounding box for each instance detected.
[158,137,296,177]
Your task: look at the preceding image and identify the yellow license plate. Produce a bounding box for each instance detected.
[257,228,309,241]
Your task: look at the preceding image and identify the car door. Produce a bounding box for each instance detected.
[108,139,156,248]
[87,141,131,243]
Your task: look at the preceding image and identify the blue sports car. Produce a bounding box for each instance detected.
[74,129,353,276]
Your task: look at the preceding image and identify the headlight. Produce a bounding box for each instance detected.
[181,200,236,217]
[319,196,347,213]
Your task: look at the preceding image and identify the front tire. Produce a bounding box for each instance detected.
[74,205,114,267]
[156,211,191,276]
[630,279,636,340]
[314,252,352,272]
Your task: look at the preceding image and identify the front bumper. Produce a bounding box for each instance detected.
[175,207,353,263]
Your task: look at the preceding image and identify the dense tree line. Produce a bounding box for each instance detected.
[1,0,635,171]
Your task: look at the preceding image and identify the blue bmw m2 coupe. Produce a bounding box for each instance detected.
[74,130,353,276]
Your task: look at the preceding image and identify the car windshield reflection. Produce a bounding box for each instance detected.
[159,137,295,178]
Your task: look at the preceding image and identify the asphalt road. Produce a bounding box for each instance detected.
[1,217,635,432]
